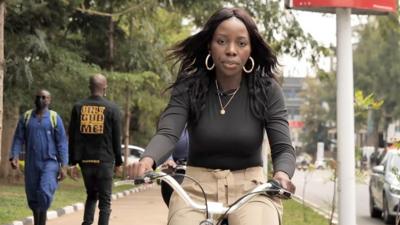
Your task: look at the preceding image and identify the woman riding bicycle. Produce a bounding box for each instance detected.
[132,7,296,225]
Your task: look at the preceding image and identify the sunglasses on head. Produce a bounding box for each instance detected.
[36,95,47,99]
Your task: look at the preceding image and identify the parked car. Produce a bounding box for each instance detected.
[369,149,400,224]
[296,153,312,170]
[121,144,145,165]
[315,159,326,169]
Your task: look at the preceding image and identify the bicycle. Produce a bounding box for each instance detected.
[115,169,292,225]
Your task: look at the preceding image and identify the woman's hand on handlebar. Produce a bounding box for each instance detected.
[162,159,177,169]
[132,157,154,178]
[273,171,296,194]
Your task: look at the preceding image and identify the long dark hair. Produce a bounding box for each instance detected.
[167,7,279,123]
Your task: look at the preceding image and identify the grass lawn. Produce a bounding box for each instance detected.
[1,178,329,225]
[0,177,134,224]
[283,199,330,225]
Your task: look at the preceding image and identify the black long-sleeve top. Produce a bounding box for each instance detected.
[68,96,123,166]
[142,76,296,178]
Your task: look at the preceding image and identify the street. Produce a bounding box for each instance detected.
[292,169,386,225]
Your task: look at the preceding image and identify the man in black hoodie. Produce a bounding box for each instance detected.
[68,74,122,225]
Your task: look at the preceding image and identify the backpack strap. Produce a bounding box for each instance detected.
[24,109,57,128]
[49,110,58,128]
[24,109,33,127]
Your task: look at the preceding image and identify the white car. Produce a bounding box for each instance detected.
[121,144,145,165]
[369,149,400,224]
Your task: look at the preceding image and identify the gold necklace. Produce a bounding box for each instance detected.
[215,79,240,115]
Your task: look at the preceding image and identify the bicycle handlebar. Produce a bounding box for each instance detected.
[116,171,291,216]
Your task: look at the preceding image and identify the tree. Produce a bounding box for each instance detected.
[354,15,400,148]
[1,0,326,179]
[0,0,5,177]
[108,71,165,176]
[169,0,326,64]
[299,70,336,156]
[0,0,97,177]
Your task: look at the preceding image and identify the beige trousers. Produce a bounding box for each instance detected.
[167,166,283,225]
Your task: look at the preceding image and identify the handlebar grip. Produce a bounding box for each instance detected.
[280,190,292,199]
[134,176,152,185]
[134,178,146,185]
[266,179,292,199]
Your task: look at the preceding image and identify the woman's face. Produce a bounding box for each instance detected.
[210,17,251,78]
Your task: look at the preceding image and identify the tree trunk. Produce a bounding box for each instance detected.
[107,3,114,71]
[366,109,379,148]
[0,103,20,179]
[122,88,131,178]
[0,1,6,179]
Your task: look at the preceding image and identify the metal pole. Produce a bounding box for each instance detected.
[336,8,356,225]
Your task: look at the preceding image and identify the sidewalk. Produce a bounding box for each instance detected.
[46,185,168,225]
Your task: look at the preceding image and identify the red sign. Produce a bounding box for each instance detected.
[289,121,305,128]
[286,0,397,14]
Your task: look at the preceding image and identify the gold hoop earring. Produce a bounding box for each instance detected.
[243,56,254,73]
[205,54,215,70]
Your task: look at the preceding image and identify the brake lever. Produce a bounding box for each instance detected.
[133,177,150,185]
[266,179,292,199]
[277,189,292,199]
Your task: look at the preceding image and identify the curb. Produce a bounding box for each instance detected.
[292,194,338,224]
[5,183,155,225]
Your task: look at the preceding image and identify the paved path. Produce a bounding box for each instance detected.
[46,186,168,225]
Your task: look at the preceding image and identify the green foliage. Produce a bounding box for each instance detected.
[0,181,31,224]
[3,0,327,149]
[355,146,363,165]
[239,0,327,63]
[5,0,79,88]
[36,45,101,123]
[354,90,384,113]
[299,70,336,155]
[300,69,385,155]
[163,0,222,26]
[283,199,329,225]
[108,71,168,145]
[354,15,400,132]
[0,177,132,224]
[112,7,189,80]
[354,90,384,132]
[168,0,327,64]
[5,40,101,123]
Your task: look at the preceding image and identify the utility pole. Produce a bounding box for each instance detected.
[336,9,356,225]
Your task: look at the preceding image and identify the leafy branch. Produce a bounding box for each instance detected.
[354,90,384,115]
[76,1,151,18]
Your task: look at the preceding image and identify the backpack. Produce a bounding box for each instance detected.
[24,109,58,128]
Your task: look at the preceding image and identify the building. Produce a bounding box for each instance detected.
[282,77,305,151]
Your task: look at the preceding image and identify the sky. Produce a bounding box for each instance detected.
[282,10,368,77]
[295,11,337,46]
[281,11,336,77]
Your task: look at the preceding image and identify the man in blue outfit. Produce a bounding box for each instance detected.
[9,89,68,225]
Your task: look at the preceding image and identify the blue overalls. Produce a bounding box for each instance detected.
[10,109,68,211]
